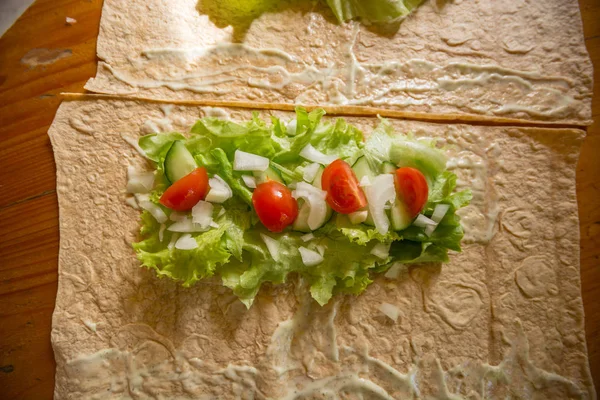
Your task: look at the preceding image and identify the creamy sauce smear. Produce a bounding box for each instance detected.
[66,298,585,399]
[99,26,578,119]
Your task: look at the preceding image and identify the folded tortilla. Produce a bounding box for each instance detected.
[49,98,595,399]
[84,0,593,126]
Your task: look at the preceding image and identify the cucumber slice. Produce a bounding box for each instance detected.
[312,166,325,189]
[382,162,397,174]
[253,166,284,184]
[292,200,333,232]
[352,156,376,182]
[389,141,447,180]
[390,199,413,231]
[164,141,197,183]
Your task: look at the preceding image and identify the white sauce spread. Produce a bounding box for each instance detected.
[99,31,578,119]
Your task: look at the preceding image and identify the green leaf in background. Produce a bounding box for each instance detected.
[325,0,424,24]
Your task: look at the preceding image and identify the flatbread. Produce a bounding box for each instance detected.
[49,97,595,399]
[84,0,593,126]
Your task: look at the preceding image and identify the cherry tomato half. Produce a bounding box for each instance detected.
[252,181,298,232]
[321,159,367,214]
[395,167,428,217]
[159,167,210,211]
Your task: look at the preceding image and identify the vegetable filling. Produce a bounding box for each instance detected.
[131,108,471,306]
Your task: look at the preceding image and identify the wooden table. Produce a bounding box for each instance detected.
[0,0,598,398]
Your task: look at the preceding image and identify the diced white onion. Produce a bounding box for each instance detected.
[260,233,280,262]
[384,263,403,279]
[301,233,315,242]
[295,182,327,199]
[137,198,167,223]
[379,302,400,322]
[431,204,450,223]
[348,210,368,225]
[242,175,257,189]
[303,163,321,183]
[169,211,186,221]
[299,144,337,165]
[217,207,226,217]
[365,174,396,235]
[168,233,180,250]
[125,196,139,209]
[359,176,372,187]
[286,119,297,135]
[370,242,391,259]
[126,166,155,193]
[191,201,213,228]
[210,221,220,228]
[425,224,436,236]
[175,233,198,250]
[167,217,209,233]
[413,214,437,228]
[134,193,150,202]
[293,182,328,230]
[413,214,439,237]
[205,175,232,203]
[233,150,269,171]
[299,246,324,267]
[159,224,166,242]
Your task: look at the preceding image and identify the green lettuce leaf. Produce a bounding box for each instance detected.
[138,132,186,163]
[189,113,279,160]
[389,241,450,264]
[133,211,232,285]
[333,214,400,245]
[363,118,394,171]
[310,118,364,164]
[273,108,326,163]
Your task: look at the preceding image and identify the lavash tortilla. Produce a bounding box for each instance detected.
[84,0,593,126]
[49,97,595,399]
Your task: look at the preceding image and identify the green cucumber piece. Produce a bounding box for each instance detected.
[382,162,397,174]
[253,167,284,184]
[312,166,325,189]
[390,199,413,231]
[389,141,447,180]
[164,141,197,183]
[352,156,376,182]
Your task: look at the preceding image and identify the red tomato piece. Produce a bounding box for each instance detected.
[252,181,298,232]
[159,167,210,211]
[321,159,367,214]
[394,167,428,217]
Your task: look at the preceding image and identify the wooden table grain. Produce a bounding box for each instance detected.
[0,0,598,398]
